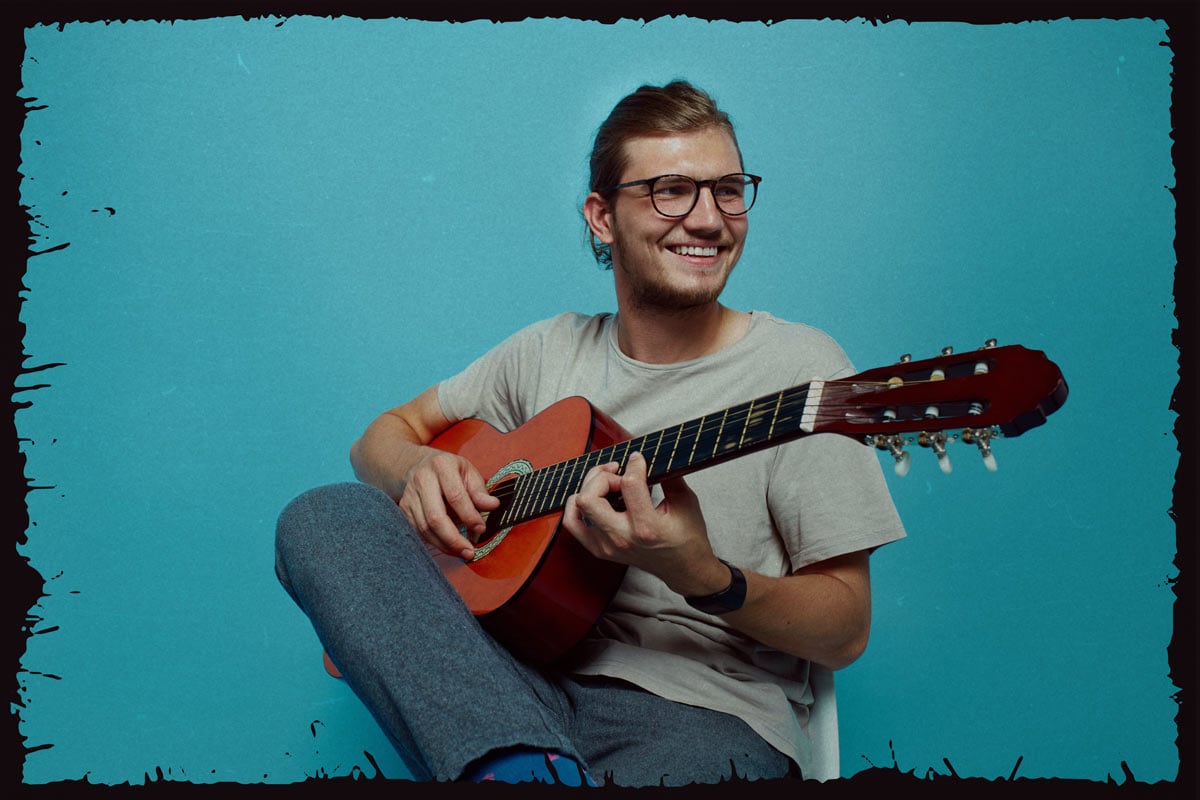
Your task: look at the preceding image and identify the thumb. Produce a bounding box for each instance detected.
[658,473,698,508]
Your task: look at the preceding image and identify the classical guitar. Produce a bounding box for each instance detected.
[323,341,1067,675]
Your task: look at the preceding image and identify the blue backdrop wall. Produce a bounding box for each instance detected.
[16,13,1181,788]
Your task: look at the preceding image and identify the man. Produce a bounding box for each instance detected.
[275,80,905,787]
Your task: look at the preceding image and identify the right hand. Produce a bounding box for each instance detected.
[398,449,500,560]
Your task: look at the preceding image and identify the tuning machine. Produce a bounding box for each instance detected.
[917,430,953,474]
[961,427,999,472]
[872,433,911,476]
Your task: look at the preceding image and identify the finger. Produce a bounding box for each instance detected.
[406,466,477,560]
[617,452,657,516]
[580,460,621,489]
[574,469,624,524]
[562,493,588,536]
[564,489,627,563]
[462,464,502,511]
[575,461,622,502]
[401,487,467,553]
[430,456,491,537]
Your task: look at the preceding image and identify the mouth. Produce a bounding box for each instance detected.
[668,244,721,258]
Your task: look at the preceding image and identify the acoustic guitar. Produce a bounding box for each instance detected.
[323,340,1067,674]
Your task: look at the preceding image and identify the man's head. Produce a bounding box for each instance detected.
[586,81,745,268]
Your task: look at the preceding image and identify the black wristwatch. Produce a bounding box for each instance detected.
[684,559,747,615]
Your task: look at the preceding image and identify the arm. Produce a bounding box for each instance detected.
[561,452,872,670]
[723,551,871,671]
[350,385,499,559]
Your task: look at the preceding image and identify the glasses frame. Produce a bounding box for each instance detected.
[603,173,762,218]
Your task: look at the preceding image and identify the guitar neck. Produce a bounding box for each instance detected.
[498,382,817,528]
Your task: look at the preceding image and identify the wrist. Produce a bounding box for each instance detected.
[684,559,748,615]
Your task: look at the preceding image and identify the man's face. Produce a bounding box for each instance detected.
[592,127,749,312]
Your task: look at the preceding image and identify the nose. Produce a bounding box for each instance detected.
[684,185,724,230]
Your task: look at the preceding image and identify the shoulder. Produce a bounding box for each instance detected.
[515,311,614,350]
[746,311,855,377]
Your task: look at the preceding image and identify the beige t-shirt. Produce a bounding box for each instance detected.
[438,310,906,773]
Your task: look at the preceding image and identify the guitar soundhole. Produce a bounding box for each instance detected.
[463,459,532,561]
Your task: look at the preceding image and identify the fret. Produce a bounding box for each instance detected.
[738,399,756,448]
[671,417,704,473]
[686,413,710,466]
[663,423,684,475]
[613,439,634,469]
[766,389,784,440]
[644,428,667,480]
[711,408,729,459]
[778,385,809,435]
[566,450,597,494]
[539,461,563,517]
[546,456,580,514]
[741,398,775,450]
[629,433,655,466]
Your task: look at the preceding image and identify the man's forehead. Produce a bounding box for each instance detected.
[619,128,742,177]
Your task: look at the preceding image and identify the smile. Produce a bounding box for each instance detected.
[669,245,720,257]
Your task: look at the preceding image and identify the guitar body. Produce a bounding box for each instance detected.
[429,396,631,665]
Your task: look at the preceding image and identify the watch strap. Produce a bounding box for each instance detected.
[684,559,747,615]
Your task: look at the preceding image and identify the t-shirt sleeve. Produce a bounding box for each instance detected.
[435,315,568,433]
[764,328,906,570]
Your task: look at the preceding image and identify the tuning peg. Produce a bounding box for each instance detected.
[979,338,998,350]
[873,434,911,476]
[918,431,953,474]
[941,346,954,356]
[961,428,999,472]
[898,353,912,364]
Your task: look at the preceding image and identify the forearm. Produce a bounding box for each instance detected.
[349,411,438,500]
[725,562,871,670]
[672,550,872,671]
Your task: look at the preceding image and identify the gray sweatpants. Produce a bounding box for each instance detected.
[274,481,797,787]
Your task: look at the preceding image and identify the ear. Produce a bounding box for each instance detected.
[583,191,615,245]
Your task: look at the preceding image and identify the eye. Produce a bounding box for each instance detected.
[714,178,747,199]
[653,176,693,197]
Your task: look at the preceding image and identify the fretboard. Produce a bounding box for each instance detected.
[494,381,818,529]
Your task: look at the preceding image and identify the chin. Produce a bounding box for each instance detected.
[631,280,728,311]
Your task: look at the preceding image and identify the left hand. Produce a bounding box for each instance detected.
[561,451,731,597]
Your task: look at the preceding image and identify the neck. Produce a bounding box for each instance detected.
[615,302,749,364]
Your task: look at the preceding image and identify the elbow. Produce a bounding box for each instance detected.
[349,437,375,485]
[818,624,871,671]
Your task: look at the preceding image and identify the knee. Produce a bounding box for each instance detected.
[275,481,397,560]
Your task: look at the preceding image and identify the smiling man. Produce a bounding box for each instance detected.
[275,80,906,787]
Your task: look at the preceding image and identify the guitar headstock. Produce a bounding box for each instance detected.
[815,340,1068,475]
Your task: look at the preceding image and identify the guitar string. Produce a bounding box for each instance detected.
[477,381,984,534]
[472,372,990,530]
[483,378,974,527]
[481,380,915,527]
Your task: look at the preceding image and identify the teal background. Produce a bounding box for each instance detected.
[17,15,1180,786]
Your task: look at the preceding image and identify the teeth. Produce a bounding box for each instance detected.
[671,245,719,257]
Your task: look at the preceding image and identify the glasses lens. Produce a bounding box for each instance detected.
[646,174,758,217]
[649,175,698,217]
[714,175,756,215]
